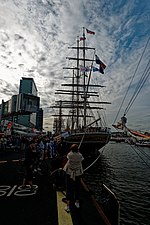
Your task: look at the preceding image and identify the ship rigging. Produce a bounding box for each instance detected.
[50,27,111,156]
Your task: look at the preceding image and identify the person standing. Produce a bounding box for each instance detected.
[63,144,84,212]
[38,139,45,160]
[21,140,36,191]
[57,137,67,157]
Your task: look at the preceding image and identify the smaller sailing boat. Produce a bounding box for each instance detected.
[112,36,150,149]
[112,116,150,147]
[51,27,111,157]
[127,128,150,147]
[135,141,150,148]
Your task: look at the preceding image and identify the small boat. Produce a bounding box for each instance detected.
[125,128,150,147]
[110,137,126,143]
[127,128,150,140]
[51,27,111,157]
[135,141,150,148]
[112,121,150,147]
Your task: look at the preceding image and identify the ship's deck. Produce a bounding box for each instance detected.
[0,150,111,225]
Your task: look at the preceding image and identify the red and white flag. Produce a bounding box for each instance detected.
[86,28,95,35]
[80,37,86,41]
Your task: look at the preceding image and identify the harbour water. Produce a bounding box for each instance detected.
[84,142,150,225]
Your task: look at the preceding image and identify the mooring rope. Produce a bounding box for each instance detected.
[50,146,106,177]
[83,147,106,172]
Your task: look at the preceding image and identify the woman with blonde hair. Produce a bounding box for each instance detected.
[63,144,84,212]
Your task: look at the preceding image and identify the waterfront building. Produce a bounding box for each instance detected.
[16,77,39,128]
[11,95,17,113]
[19,77,38,96]
[0,77,43,134]
[36,108,43,131]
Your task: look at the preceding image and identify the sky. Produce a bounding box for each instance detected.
[0,0,150,132]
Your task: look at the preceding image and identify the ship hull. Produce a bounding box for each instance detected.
[63,131,111,157]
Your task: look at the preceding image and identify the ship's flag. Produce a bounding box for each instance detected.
[95,54,101,64]
[92,66,99,72]
[95,55,106,74]
[80,37,86,41]
[80,65,90,72]
[86,28,95,35]
[99,64,105,74]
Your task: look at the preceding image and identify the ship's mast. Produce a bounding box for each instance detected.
[71,69,75,131]
[58,100,62,132]
[83,27,87,127]
[76,38,80,128]
[51,29,111,133]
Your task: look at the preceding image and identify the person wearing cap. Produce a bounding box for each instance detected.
[63,144,84,212]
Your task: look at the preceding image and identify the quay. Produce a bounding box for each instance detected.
[0,150,114,225]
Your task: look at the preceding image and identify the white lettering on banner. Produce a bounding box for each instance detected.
[0,186,11,197]
[7,185,17,197]
[0,185,38,197]
[14,185,38,196]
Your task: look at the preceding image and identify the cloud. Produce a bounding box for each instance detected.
[0,0,149,132]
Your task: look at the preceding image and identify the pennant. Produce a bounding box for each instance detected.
[80,37,86,41]
[86,28,95,35]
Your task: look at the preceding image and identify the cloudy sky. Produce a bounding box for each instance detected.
[0,0,150,132]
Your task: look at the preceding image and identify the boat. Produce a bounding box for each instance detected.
[51,27,111,157]
[110,137,126,143]
[112,122,150,145]
[112,37,150,148]
[135,141,150,148]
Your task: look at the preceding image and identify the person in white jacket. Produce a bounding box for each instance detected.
[63,144,84,212]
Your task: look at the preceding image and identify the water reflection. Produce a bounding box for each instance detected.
[84,142,150,225]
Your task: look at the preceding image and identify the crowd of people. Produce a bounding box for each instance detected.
[21,136,84,212]
[16,136,67,193]
[1,134,84,212]
[0,135,29,151]
[0,134,66,156]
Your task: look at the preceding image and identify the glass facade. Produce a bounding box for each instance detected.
[18,78,40,128]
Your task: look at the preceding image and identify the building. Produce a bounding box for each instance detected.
[0,77,43,134]
[17,77,40,128]
[19,77,38,96]
[36,108,43,131]
[11,95,17,112]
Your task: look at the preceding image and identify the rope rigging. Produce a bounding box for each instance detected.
[124,61,150,115]
[128,143,150,169]
[111,37,150,168]
[113,36,150,125]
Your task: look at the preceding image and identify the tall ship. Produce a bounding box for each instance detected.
[51,27,111,157]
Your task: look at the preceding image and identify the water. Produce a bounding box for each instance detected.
[84,142,150,225]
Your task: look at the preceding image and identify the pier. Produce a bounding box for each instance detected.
[0,149,116,225]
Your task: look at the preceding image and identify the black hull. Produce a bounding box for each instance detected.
[64,131,111,158]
